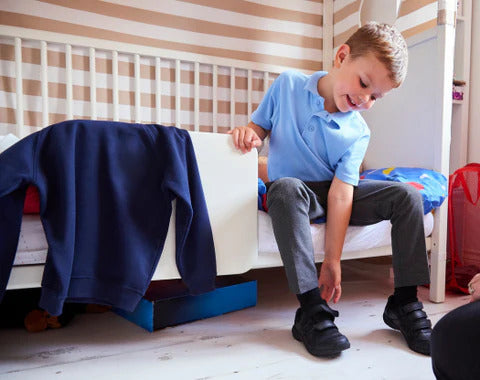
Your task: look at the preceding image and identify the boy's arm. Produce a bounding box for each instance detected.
[319,176,354,303]
[229,121,269,154]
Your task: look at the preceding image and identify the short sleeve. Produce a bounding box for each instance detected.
[251,74,283,131]
[334,132,370,186]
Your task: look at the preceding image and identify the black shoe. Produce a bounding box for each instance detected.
[292,303,350,357]
[383,295,432,355]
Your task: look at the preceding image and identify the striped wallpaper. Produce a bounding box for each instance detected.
[0,0,444,135]
[334,0,439,50]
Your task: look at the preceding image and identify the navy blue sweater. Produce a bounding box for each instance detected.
[0,120,217,316]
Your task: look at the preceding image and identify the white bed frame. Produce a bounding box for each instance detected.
[1,18,454,303]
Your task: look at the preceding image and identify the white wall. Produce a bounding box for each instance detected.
[467,1,480,163]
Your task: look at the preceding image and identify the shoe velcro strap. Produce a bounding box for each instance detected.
[400,301,424,314]
[411,318,432,331]
[312,319,337,332]
[306,303,339,320]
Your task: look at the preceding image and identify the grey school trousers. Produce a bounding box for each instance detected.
[266,178,430,294]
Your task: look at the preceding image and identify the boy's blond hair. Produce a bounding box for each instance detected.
[345,22,408,88]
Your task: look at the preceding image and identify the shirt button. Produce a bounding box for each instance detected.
[308,126,314,132]
[316,100,321,105]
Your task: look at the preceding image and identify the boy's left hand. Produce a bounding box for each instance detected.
[319,260,342,303]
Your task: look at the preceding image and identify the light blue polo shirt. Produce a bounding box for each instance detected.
[251,70,370,186]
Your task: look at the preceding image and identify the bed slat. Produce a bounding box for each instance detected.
[65,44,73,120]
[14,37,24,137]
[155,57,161,124]
[134,54,141,123]
[89,47,97,120]
[40,41,49,128]
[112,51,119,121]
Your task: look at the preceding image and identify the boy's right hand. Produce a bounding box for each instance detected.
[228,126,262,154]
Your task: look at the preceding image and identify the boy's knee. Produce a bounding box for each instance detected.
[392,182,423,208]
[267,177,307,208]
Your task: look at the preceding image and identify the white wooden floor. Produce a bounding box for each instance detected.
[0,259,469,380]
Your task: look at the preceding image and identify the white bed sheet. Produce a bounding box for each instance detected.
[14,212,434,266]
[258,210,434,255]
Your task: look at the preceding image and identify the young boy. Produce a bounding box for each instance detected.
[230,22,432,357]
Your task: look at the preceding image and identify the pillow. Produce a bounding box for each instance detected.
[360,167,448,214]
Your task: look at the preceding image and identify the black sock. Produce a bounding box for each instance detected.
[297,287,326,312]
[393,286,418,306]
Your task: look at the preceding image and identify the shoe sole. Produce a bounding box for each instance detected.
[292,325,350,358]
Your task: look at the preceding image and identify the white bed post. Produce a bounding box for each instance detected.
[89,47,97,120]
[40,41,49,129]
[429,1,456,303]
[65,44,73,120]
[14,37,25,137]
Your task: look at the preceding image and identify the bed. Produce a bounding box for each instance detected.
[0,9,454,304]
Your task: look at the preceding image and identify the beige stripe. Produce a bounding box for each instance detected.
[176,0,322,26]
[401,18,437,39]
[437,9,455,26]
[398,0,437,17]
[0,12,321,71]
[334,26,358,48]
[0,106,67,126]
[334,0,361,24]
[39,0,321,49]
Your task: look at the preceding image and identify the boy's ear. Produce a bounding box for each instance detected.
[334,44,351,68]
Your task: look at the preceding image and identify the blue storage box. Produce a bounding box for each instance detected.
[115,276,257,332]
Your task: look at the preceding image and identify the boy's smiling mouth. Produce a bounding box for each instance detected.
[346,95,356,108]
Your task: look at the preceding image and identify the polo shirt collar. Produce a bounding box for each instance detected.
[304,71,356,128]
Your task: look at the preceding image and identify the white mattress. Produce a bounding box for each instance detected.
[14,212,435,267]
[258,210,434,256]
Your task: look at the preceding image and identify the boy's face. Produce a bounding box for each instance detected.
[331,44,396,113]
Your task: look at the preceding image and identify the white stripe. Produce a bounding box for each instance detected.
[333,12,359,37]
[395,3,438,32]
[104,0,323,37]
[247,69,252,120]
[2,1,322,61]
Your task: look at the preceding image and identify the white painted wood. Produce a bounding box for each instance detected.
[89,47,97,120]
[212,64,218,133]
[230,66,235,129]
[14,37,24,137]
[194,61,200,131]
[65,44,73,120]
[153,132,258,278]
[430,21,456,303]
[112,50,119,121]
[263,71,269,93]
[450,0,472,172]
[247,69,252,120]
[175,59,181,128]
[40,40,49,128]
[134,54,141,123]
[155,57,161,124]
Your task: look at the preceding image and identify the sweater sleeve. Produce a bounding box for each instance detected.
[0,135,36,301]
[163,129,217,294]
